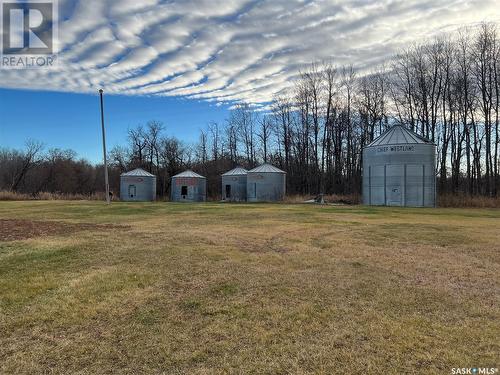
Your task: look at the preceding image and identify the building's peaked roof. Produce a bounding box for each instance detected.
[222,167,248,176]
[121,168,155,177]
[173,170,206,179]
[366,125,434,147]
[248,164,286,174]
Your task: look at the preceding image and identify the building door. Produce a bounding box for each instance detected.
[128,185,136,199]
[181,186,188,199]
[386,165,403,206]
[388,186,401,206]
[225,185,231,199]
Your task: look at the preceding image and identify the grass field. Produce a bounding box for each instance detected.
[0,202,499,374]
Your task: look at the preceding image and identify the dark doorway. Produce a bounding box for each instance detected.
[128,185,136,198]
[225,185,231,199]
[181,186,188,198]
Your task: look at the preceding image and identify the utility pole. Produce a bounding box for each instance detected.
[99,89,110,204]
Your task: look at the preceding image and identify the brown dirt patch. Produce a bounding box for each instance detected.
[0,219,128,242]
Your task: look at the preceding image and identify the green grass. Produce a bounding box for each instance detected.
[0,201,499,374]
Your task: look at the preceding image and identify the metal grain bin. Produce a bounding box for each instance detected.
[120,168,156,201]
[171,170,206,202]
[247,164,286,202]
[362,125,436,207]
[222,167,248,202]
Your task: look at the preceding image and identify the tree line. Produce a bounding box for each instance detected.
[1,23,499,199]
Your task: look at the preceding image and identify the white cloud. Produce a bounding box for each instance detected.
[0,0,499,105]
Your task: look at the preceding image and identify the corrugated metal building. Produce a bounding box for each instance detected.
[247,164,286,202]
[362,125,436,207]
[120,168,156,201]
[222,167,248,202]
[171,170,207,202]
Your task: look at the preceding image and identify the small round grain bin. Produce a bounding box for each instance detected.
[171,170,207,202]
[221,167,248,202]
[247,164,286,202]
[120,168,156,201]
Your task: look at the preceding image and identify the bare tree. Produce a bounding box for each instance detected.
[196,129,208,164]
[10,140,44,192]
[128,125,148,168]
[230,104,256,166]
[257,116,272,163]
[208,122,220,163]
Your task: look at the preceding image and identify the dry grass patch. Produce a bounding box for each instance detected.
[438,193,500,208]
[0,191,109,201]
[0,219,127,241]
[0,202,498,374]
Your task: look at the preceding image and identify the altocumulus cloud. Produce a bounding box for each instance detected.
[1,0,499,106]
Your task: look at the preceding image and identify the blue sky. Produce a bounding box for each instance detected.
[1,0,499,163]
[0,88,229,162]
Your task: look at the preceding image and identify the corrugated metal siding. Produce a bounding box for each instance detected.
[120,175,156,201]
[363,143,436,207]
[171,175,206,202]
[247,172,286,202]
[222,174,247,201]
